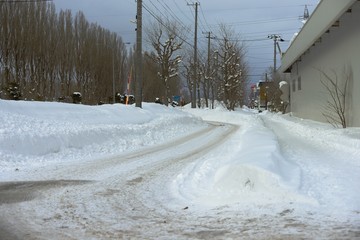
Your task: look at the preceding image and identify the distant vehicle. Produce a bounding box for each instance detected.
[171,101,179,107]
[154,97,179,107]
[72,92,82,104]
[120,94,135,105]
[155,97,162,104]
[257,81,274,111]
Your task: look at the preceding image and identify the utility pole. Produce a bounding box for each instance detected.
[268,34,284,76]
[112,53,115,103]
[203,31,215,108]
[273,36,276,72]
[204,32,213,76]
[135,0,143,108]
[188,2,199,108]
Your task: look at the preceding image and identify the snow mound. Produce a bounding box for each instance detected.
[172,113,315,207]
[0,100,205,173]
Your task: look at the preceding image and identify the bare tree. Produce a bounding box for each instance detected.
[0,1,129,104]
[147,20,183,106]
[142,51,162,102]
[179,45,195,105]
[58,9,75,99]
[0,1,12,95]
[317,67,352,128]
[214,24,248,110]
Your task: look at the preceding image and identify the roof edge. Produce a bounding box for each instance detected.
[279,0,357,73]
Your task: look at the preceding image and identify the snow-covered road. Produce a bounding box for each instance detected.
[1,122,240,239]
[0,100,359,239]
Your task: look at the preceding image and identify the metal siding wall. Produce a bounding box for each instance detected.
[289,1,360,127]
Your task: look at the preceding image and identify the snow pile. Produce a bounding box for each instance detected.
[268,113,360,162]
[173,108,313,207]
[0,100,205,175]
[1,100,359,218]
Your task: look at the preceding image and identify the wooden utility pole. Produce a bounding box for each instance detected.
[268,34,284,76]
[188,2,199,108]
[204,31,215,108]
[135,0,143,108]
[112,53,115,103]
[273,36,277,73]
[204,32,212,75]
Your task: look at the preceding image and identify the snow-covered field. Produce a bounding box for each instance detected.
[0,99,359,239]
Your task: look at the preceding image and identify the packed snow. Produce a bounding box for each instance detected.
[0,100,205,175]
[0,99,359,239]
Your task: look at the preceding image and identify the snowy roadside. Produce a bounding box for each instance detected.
[0,100,207,180]
[181,106,360,225]
[0,100,359,239]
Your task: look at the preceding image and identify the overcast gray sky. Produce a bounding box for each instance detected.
[53,0,320,83]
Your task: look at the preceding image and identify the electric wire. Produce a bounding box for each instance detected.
[136,0,310,80]
[202,4,314,12]
[0,0,51,2]
[142,1,193,47]
[172,0,193,23]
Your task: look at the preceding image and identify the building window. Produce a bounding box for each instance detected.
[292,78,296,92]
[298,76,302,90]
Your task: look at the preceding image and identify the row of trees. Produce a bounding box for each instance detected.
[0,1,128,104]
[0,1,250,109]
[146,20,249,110]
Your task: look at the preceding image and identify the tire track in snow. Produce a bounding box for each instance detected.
[0,122,238,239]
[46,122,231,180]
[69,122,239,239]
[71,124,239,238]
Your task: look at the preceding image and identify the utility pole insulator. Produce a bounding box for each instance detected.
[304,5,309,20]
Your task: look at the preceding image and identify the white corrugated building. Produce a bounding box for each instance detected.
[280,0,360,127]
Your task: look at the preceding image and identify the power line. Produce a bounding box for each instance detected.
[201,4,315,12]
[142,2,193,47]
[247,56,273,60]
[195,4,210,35]
[199,4,212,31]
[242,28,299,35]
[172,0,193,23]
[157,0,186,27]
[0,0,52,2]
[209,16,300,27]
[149,0,193,34]
[158,0,192,35]
[146,0,170,21]
[138,1,289,83]
[144,0,191,40]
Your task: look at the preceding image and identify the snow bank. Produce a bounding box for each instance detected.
[1,100,359,217]
[173,107,314,207]
[266,112,360,165]
[0,100,205,175]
